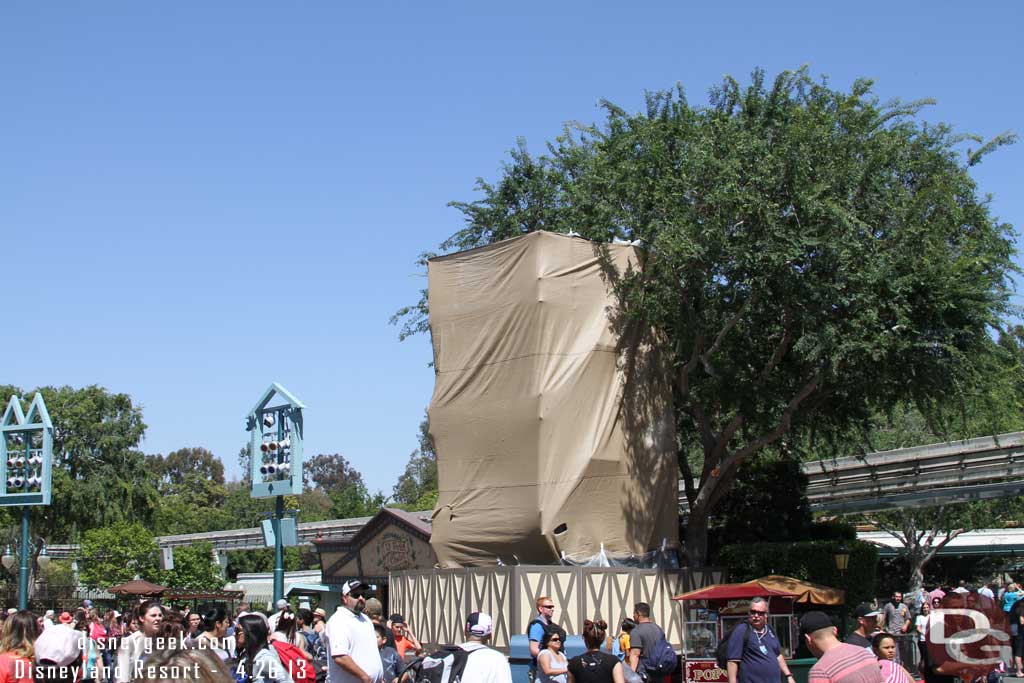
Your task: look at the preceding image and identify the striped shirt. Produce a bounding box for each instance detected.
[809,644,885,683]
[879,658,914,683]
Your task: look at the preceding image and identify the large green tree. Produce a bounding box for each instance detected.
[158,541,223,591]
[150,447,233,535]
[149,447,225,492]
[77,521,159,589]
[394,68,1018,566]
[304,453,365,492]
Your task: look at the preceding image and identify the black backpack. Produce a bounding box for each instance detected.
[401,646,475,683]
[527,617,563,639]
[639,630,678,677]
[715,622,751,669]
[527,618,564,660]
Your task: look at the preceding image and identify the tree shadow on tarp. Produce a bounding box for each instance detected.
[590,241,681,567]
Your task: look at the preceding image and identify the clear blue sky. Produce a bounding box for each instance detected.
[3,1,1021,494]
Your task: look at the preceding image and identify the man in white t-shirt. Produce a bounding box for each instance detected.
[459,612,512,683]
[324,580,383,683]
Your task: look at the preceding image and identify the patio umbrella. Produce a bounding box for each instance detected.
[107,579,166,596]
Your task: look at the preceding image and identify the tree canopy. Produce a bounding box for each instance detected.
[394,67,1018,566]
[159,541,224,591]
[76,521,159,589]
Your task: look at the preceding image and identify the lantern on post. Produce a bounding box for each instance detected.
[0,394,54,610]
[246,383,305,604]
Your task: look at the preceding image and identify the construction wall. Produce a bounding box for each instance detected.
[389,566,726,653]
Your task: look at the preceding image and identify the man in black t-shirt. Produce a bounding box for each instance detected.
[845,604,879,650]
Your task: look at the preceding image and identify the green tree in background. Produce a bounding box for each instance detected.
[224,547,305,579]
[149,447,225,492]
[392,413,437,511]
[304,453,383,519]
[304,453,364,491]
[158,541,223,590]
[77,521,158,589]
[393,68,1018,566]
[150,447,233,535]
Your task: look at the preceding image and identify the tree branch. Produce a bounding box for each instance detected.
[690,402,717,458]
[702,291,758,369]
[717,370,823,474]
[712,414,746,464]
[935,528,966,551]
[758,307,794,383]
[868,516,908,546]
[678,332,703,401]
[680,456,697,510]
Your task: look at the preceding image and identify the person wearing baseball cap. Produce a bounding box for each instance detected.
[35,609,85,681]
[313,608,328,634]
[458,612,512,683]
[324,580,382,683]
[388,613,423,659]
[268,598,291,633]
[800,611,882,683]
[846,604,880,650]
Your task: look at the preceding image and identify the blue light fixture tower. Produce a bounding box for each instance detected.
[246,383,305,604]
[0,394,54,610]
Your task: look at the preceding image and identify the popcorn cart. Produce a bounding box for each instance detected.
[673,576,846,683]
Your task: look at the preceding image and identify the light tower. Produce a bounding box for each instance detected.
[246,383,305,604]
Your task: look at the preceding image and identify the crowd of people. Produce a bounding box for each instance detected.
[0,595,334,683]
[722,582,1024,683]
[2,579,1021,683]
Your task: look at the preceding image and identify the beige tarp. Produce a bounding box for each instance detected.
[755,575,846,605]
[427,231,679,567]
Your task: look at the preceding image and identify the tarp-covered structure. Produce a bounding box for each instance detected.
[427,231,679,567]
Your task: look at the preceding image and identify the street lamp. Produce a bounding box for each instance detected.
[2,542,50,571]
[834,544,851,638]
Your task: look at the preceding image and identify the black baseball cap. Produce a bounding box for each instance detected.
[853,603,880,619]
[799,611,835,635]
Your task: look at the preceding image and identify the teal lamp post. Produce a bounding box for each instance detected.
[0,394,54,610]
[247,383,305,604]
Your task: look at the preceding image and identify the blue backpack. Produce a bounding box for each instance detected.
[640,629,678,677]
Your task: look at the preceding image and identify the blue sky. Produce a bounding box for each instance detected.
[2,1,1021,494]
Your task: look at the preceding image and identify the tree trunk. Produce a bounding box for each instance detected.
[907,552,926,598]
[684,505,711,568]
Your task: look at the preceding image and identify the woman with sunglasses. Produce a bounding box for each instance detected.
[538,628,569,683]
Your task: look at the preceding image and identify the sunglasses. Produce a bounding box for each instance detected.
[549,637,561,642]
[749,610,768,616]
